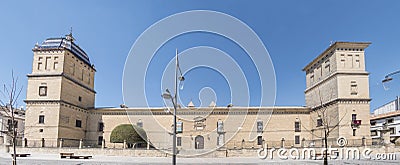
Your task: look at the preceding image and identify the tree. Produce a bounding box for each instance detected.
[0,71,23,165]
[300,86,348,165]
[110,124,147,147]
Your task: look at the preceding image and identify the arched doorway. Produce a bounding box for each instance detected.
[195,135,204,149]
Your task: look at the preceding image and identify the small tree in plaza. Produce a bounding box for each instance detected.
[300,87,348,165]
[0,72,24,165]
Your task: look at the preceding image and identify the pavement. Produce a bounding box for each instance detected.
[0,152,399,165]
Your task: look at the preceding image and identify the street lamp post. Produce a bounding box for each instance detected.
[162,49,185,165]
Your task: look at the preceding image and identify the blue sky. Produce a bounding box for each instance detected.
[0,0,399,111]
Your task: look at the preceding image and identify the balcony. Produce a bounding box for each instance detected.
[352,120,362,127]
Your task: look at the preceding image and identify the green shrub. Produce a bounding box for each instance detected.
[110,124,147,144]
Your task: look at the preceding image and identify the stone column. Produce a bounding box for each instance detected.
[23,138,27,148]
[147,139,150,150]
[59,139,63,148]
[362,136,366,147]
[123,140,126,149]
[79,139,83,149]
[41,138,45,147]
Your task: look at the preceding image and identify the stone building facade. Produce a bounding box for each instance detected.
[0,107,25,145]
[24,34,372,153]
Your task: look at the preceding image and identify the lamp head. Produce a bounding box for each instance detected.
[382,76,393,83]
[162,89,172,99]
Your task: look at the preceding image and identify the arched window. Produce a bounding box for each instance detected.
[195,135,204,149]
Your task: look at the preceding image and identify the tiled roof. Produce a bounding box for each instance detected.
[34,35,91,65]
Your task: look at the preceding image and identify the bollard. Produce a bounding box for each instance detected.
[23,138,27,148]
[79,139,83,149]
[59,139,63,148]
[147,139,150,150]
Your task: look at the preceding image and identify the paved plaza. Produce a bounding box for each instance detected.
[0,152,399,165]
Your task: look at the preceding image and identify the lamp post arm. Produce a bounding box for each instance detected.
[385,70,400,78]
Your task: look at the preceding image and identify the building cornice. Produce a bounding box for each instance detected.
[310,98,371,111]
[89,106,311,115]
[24,100,92,112]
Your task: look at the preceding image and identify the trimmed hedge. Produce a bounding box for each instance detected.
[110,124,147,144]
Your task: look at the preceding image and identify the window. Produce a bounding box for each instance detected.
[78,96,82,102]
[81,69,84,80]
[137,119,143,128]
[98,122,104,132]
[70,63,75,75]
[39,115,45,124]
[45,57,51,70]
[347,54,353,68]
[217,134,224,146]
[217,120,224,133]
[257,120,263,133]
[257,136,263,145]
[390,127,395,135]
[317,118,323,127]
[355,55,360,68]
[370,121,376,126]
[325,60,330,73]
[98,136,103,145]
[371,130,377,136]
[39,129,43,133]
[351,81,358,95]
[38,57,43,70]
[176,121,183,133]
[310,74,314,83]
[317,66,322,78]
[295,121,301,132]
[340,54,346,68]
[38,62,42,70]
[53,62,58,70]
[353,129,356,136]
[75,120,82,128]
[7,119,17,131]
[88,73,91,84]
[295,136,300,144]
[352,114,357,121]
[387,118,394,124]
[177,137,182,146]
[39,86,47,96]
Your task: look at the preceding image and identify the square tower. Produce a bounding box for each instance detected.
[24,33,96,147]
[303,42,371,144]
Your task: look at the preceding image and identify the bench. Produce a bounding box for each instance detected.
[60,153,92,159]
[60,153,74,158]
[11,154,31,157]
[70,155,92,159]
